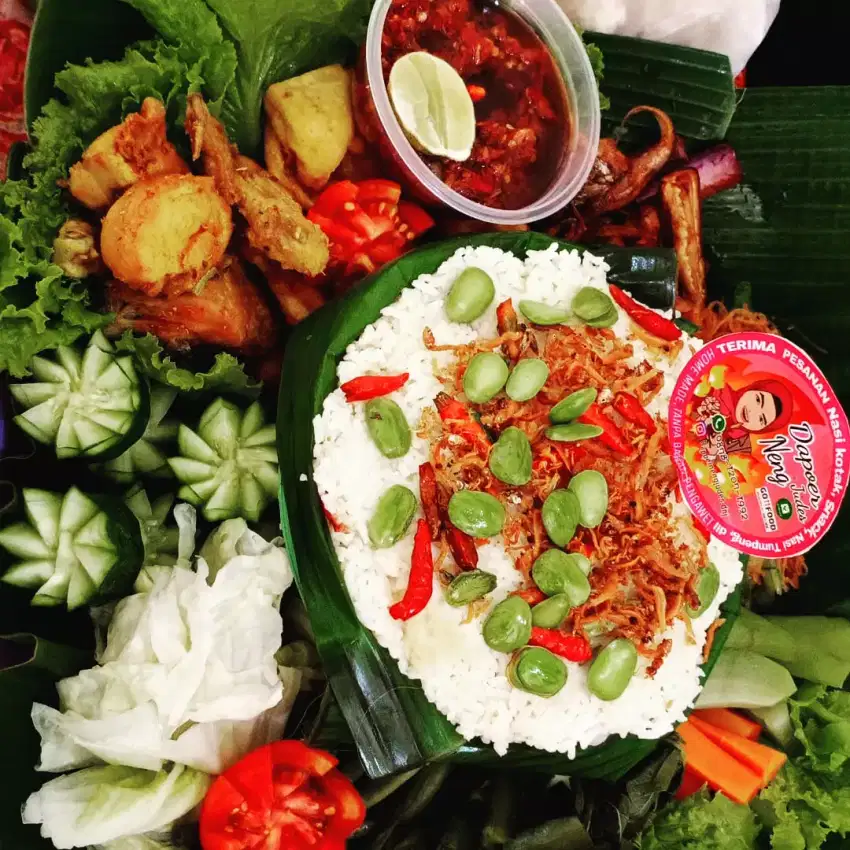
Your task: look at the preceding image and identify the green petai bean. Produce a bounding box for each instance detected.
[463,352,509,404]
[541,489,580,547]
[445,267,496,323]
[446,570,498,606]
[531,593,571,628]
[588,638,638,701]
[549,388,598,424]
[365,398,411,458]
[368,485,417,549]
[571,287,616,322]
[545,423,603,443]
[518,300,571,326]
[531,550,591,606]
[688,562,720,618]
[572,552,592,576]
[584,305,618,329]
[568,470,609,528]
[505,358,549,402]
[489,426,532,486]
[507,647,567,697]
[448,490,506,537]
[483,596,532,653]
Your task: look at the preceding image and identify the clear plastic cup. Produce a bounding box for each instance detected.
[363,0,601,225]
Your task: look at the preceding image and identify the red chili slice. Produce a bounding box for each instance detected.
[340,372,409,402]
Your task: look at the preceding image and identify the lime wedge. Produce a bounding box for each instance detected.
[388,52,476,162]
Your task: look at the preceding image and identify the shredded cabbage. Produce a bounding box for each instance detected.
[24,510,297,846]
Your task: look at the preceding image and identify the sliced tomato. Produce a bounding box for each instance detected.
[356,178,402,205]
[199,742,359,850]
[309,180,434,277]
[311,180,359,215]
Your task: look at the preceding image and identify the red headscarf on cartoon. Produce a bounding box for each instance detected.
[712,378,795,440]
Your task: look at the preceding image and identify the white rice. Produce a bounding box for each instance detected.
[313,244,743,757]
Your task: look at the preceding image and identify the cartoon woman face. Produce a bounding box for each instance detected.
[735,388,782,432]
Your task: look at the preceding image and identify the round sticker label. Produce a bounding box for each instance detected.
[668,332,849,557]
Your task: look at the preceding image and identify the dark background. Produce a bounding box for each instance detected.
[749,0,846,85]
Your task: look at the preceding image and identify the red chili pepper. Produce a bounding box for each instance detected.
[734,69,747,89]
[340,372,409,402]
[445,522,479,570]
[389,520,434,621]
[308,181,434,277]
[322,504,350,534]
[529,628,593,663]
[434,393,491,454]
[613,392,657,434]
[419,462,443,541]
[609,284,682,342]
[579,403,632,455]
[513,587,547,606]
[467,84,486,102]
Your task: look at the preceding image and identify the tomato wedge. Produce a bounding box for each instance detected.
[199,742,364,850]
[308,180,435,277]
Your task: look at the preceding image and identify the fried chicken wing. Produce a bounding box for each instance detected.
[69,98,189,209]
[264,65,355,191]
[100,173,233,297]
[184,94,329,277]
[107,257,277,352]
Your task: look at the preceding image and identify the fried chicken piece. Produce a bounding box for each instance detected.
[264,65,355,191]
[52,219,103,279]
[107,257,277,352]
[263,126,314,209]
[185,94,329,277]
[68,98,189,209]
[100,173,233,297]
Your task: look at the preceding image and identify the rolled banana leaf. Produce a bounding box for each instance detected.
[277,231,740,779]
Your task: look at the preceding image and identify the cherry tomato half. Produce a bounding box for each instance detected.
[199,741,365,850]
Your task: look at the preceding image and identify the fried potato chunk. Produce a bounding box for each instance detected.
[184,94,329,277]
[107,257,277,352]
[52,219,103,279]
[68,98,189,209]
[264,65,354,191]
[100,173,233,297]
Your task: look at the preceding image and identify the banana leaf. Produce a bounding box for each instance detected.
[277,231,741,779]
[702,86,850,616]
[0,634,90,850]
[589,32,737,141]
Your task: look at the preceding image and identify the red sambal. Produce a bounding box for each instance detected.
[381,0,569,210]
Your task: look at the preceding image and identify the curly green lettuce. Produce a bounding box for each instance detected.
[637,791,760,850]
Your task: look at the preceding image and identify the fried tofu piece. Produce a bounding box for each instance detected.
[107,258,277,352]
[263,126,314,209]
[264,65,354,191]
[184,94,329,277]
[69,98,189,209]
[100,173,233,297]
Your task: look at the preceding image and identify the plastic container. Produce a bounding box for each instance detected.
[363,0,601,225]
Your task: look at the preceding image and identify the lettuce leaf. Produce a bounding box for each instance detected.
[205,0,371,155]
[113,332,261,397]
[636,791,759,850]
[790,685,850,775]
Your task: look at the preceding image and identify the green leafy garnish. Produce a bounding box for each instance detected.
[113,332,261,396]
[583,39,610,111]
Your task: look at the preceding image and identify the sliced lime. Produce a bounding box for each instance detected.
[388,51,475,162]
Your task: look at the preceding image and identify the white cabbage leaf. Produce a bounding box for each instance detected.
[29,507,295,777]
[22,764,210,850]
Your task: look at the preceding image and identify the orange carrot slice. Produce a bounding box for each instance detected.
[692,708,762,741]
[689,715,787,786]
[677,720,764,805]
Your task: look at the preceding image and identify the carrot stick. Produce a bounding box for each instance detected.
[692,708,762,741]
[689,715,787,786]
[676,720,764,805]
[675,768,706,801]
